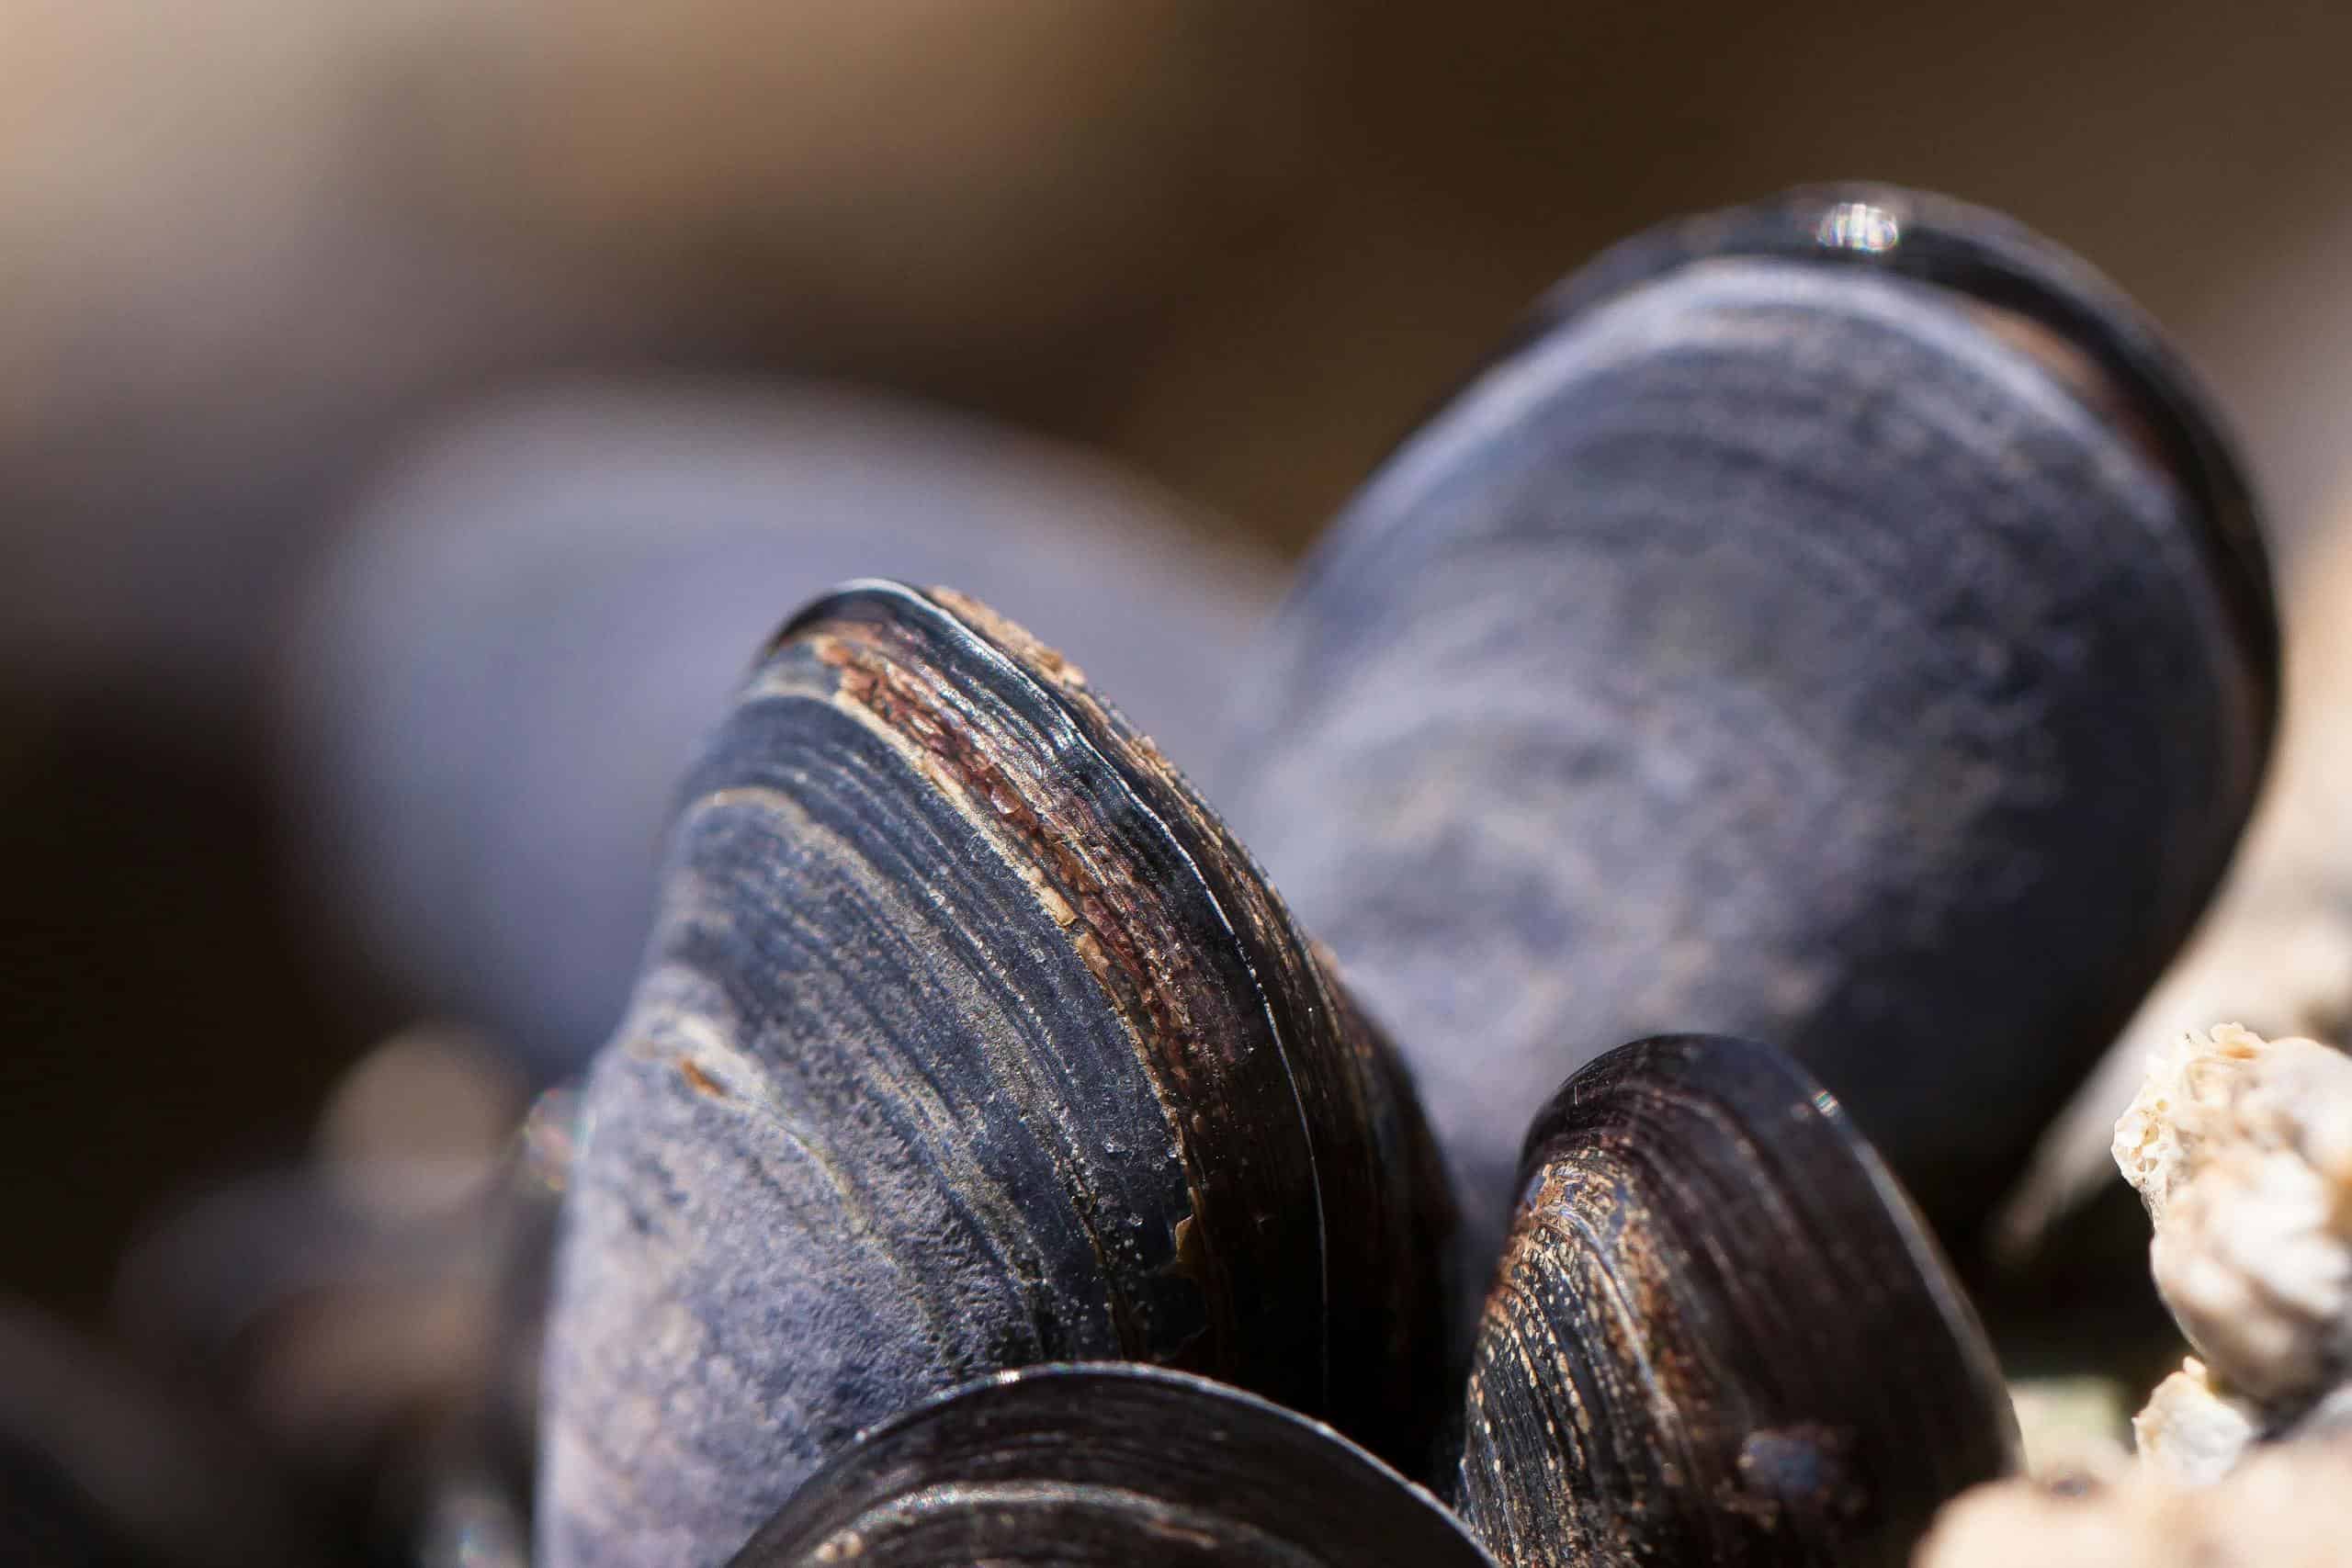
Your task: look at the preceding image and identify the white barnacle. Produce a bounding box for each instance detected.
[2111,1025,2352,1404]
[2130,1359,2259,1485]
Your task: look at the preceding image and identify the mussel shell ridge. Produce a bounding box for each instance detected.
[729,1364,1501,1568]
[1532,184,2274,686]
[1456,1034,2018,1568]
[540,582,1453,1566]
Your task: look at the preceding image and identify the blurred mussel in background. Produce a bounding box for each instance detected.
[280,383,1278,1079]
[0,1293,342,1567]
[101,1022,558,1564]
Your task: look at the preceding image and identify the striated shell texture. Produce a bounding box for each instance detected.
[538,581,1454,1568]
[1453,1034,2019,1567]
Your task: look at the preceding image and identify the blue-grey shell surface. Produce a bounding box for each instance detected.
[1219,186,2275,1275]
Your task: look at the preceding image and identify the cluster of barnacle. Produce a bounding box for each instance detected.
[1919,1023,2352,1567]
[529,184,2307,1568]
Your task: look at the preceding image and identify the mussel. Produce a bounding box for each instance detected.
[1218,184,2278,1271]
[1454,1034,2019,1566]
[539,582,1455,1568]
[728,1363,1499,1568]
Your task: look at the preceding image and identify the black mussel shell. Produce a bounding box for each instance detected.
[1454,1034,2018,1568]
[540,582,1455,1567]
[729,1363,1500,1568]
[1524,185,2272,681]
[1218,182,2277,1277]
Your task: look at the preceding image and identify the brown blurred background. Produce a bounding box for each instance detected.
[6,0,2350,1339]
